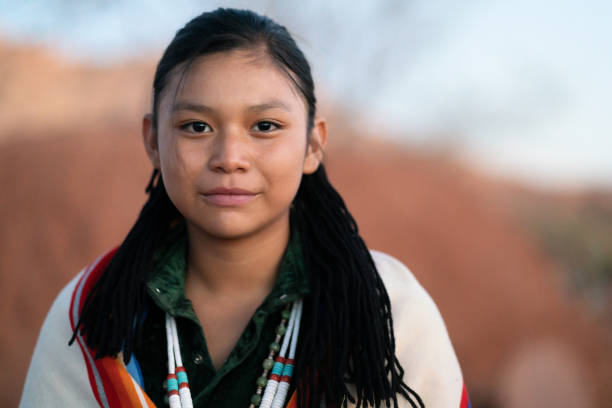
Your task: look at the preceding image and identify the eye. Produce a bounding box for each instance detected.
[180,121,212,133]
[252,121,281,132]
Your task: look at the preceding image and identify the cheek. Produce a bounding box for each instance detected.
[157,135,206,211]
[158,135,202,179]
[260,137,307,197]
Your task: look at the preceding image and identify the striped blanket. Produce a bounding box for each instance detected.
[21,248,470,407]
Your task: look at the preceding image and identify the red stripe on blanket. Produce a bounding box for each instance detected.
[69,264,105,407]
[460,382,471,408]
[70,248,118,406]
[96,357,123,407]
[77,248,117,312]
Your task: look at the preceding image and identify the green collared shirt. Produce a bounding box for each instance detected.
[134,219,308,407]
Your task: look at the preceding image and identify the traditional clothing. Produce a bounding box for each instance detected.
[21,224,469,407]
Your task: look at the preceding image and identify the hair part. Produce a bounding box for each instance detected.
[71,8,422,408]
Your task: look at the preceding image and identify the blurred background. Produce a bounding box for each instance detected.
[1,0,611,407]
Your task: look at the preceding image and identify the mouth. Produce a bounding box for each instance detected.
[200,187,258,206]
[203,187,256,195]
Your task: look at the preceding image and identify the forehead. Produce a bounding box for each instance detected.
[160,49,306,112]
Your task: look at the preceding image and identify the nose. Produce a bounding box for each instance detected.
[207,125,250,174]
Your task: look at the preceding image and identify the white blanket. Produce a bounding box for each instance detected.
[21,250,467,407]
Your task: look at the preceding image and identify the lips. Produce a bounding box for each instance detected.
[203,187,256,195]
[201,187,258,206]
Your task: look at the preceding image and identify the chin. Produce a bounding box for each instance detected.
[195,218,264,240]
[206,225,256,240]
[184,206,291,241]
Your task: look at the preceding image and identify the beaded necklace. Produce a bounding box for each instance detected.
[164,299,303,408]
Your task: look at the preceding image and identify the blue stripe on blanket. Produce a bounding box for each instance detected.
[125,355,145,388]
[124,308,148,388]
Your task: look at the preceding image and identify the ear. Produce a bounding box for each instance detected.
[303,117,328,175]
[142,114,161,169]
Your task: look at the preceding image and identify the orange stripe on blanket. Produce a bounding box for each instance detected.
[116,358,156,407]
[99,357,156,407]
[286,390,298,408]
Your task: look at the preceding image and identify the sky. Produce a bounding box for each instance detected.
[1,0,610,189]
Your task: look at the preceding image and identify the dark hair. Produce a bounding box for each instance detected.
[71,8,423,408]
[152,7,315,133]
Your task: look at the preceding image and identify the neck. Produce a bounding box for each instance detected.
[184,213,291,300]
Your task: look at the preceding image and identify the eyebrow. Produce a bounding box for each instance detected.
[172,99,292,113]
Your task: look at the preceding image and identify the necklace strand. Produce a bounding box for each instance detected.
[165,314,193,408]
[165,299,302,408]
[258,299,303,408]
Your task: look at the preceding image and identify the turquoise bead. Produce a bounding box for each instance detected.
[271,361,284,376]
[282,364,294,377]
[256,376,268,387]
[177,371,188,384]
[251,394,262,406]
[269,342,280,352]
[262,358,274,370]
[167,378,178,391]
[276,325,287,335]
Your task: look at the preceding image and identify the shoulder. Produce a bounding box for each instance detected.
[369,249,421,294]
[20,265,101,407]
[368,250,466,408]
[25,270,82,361]
[369,250,435,323]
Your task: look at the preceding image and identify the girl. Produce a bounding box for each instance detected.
[21,8,468,408]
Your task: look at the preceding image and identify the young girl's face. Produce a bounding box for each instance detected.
[143,49,325,240]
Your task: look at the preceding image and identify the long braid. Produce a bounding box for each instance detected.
[69,170,180,361]
[293,165,424,408]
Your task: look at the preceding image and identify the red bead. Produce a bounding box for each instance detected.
[275,356,285,363]
[269,374,280,381]
[280,376,291,382]
[169,390,179,396]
